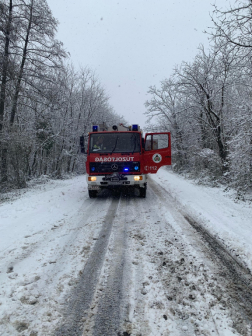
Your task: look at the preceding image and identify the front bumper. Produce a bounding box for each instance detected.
[87,173,147,190]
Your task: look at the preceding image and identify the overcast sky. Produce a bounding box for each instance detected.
[46,0,233,127]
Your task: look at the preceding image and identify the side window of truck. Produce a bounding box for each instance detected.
[145,134,169,151]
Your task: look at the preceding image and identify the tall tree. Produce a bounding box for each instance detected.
[145,78,187,169]
[211,0,252,48]
[9,0,66,125]
[0,0,12,131]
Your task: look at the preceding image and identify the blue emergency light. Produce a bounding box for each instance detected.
[93,125,98,132]
[134,165,139,171]
[132,124,139,131]
[124,168,129,172]
[91,166,96,172]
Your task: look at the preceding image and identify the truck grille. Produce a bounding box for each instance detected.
[90,161,140,173]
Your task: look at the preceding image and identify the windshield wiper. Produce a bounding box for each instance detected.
[110,136,119,154]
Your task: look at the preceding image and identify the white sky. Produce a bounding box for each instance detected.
[46,0,233,127]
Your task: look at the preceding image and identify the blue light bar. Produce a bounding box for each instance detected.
[132,124,139,131]
[93,125,98,132]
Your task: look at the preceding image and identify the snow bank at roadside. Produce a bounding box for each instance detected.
[152,167,252,272]
[0,176,91,335]
[0,176,87,253]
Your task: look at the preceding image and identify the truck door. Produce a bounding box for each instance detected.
[143,132,171,174]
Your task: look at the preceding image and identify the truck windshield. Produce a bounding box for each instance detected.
[89,132,141,153]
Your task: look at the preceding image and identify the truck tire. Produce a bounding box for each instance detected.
[89,190,98,198]
[139,186,146,198]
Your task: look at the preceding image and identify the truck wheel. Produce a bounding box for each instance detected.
[139,186,146,198]
[89,190,98,198]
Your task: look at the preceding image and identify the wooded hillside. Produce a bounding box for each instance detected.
[0,0,123,190]
[145,0,252,195]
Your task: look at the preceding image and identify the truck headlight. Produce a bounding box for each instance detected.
[88,176,97,181]
[134,176,143,181]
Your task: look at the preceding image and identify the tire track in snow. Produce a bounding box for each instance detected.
[149,176,252,334]
[91,196,130,336]
[0,196,113,335]
[183,215,252,325]
[54,197,120,336]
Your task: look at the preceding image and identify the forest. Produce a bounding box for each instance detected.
[0,0,251,196]
[0,0,123,190]
[145,0,252,196]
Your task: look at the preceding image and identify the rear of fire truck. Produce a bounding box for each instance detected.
[80,124,171,198]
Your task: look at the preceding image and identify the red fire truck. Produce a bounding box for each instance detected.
[80,124,171,198]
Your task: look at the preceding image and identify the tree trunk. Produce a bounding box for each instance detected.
[0,0,13,183]
[250,133,252,189]
[215,124,228,172]
[0,0,12,130]
[10,0,33,125]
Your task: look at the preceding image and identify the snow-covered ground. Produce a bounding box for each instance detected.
[152,168,252,272]
[0,176,106,335]
[0,169,251,336]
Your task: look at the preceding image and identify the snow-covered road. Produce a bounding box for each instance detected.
[0,168,252,336]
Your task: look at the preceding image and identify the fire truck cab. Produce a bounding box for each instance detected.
[80,124,171,198]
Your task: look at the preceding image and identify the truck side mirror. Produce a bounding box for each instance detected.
[80,136,85,154]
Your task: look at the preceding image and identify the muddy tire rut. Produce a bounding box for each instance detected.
[53,179,252,336]
[54,198,120,335]
[149,177,252,335]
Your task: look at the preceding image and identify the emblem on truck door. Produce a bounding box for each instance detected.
[111,164,118,171]
[152,153,162,163]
